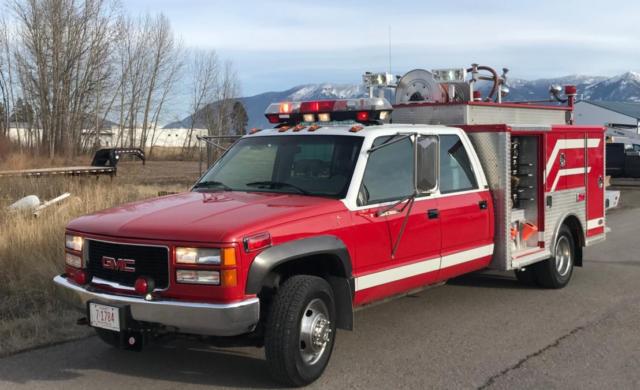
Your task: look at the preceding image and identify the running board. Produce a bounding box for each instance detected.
[511,249,552,269]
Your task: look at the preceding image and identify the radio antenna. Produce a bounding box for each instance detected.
[388,25,392,74]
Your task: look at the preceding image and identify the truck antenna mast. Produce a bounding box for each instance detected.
[388,25,392,74]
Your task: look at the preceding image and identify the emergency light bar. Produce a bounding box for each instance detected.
[264,98,392,126]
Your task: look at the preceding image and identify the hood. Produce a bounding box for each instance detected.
[67,191,344,243]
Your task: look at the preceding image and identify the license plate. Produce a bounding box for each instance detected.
[89,303,121,332]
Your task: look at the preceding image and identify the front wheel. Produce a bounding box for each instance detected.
[264,275,336,387]
[534,225,575,289]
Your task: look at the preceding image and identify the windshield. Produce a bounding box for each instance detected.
[195,135,364,198]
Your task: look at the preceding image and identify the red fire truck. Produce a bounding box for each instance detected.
[54,65,606,386]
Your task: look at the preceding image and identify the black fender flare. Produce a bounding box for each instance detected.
[245,235,354,330]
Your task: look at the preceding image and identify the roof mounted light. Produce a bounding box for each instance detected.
[264,98,393,126]
[432,68,467,83]
[362,72,396,88]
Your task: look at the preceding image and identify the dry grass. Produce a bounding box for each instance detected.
[0,157,195,356]
[0,150,89,171]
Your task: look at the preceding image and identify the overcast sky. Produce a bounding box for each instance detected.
[123,0,640,97]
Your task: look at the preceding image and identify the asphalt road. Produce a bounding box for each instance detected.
[2,190,640,389]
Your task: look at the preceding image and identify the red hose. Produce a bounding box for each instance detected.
[467,65,499,100]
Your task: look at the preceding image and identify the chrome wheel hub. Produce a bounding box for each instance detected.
[299,298,331,365]
[555,236,572,277]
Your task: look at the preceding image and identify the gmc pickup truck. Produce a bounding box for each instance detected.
[55,81,605,386]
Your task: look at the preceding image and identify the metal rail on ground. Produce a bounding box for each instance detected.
[0,148,145,179]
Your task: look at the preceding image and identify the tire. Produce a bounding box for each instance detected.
[534,225,575,289]
[264,275,337,387]
[514,267,537,286]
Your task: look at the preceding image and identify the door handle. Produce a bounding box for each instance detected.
[427,209,439,219]
[479,200,488,210]
[355,210,380,218]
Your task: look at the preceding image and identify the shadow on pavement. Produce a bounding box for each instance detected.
[0,337,279,389]
[448,271,532,290]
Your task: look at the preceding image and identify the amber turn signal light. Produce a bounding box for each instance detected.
[221,269,237,287]
[221,247,236,266]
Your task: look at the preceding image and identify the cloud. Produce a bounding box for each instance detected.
[123,0,640,95]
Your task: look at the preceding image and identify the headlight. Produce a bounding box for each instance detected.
[176,270,220,285]
[176,247,221,265]
[175,247,236,265]
[65,235,83,251]
[65,253,82,268]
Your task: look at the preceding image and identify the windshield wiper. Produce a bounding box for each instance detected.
[193,180,232,191]
[245,181,310,195]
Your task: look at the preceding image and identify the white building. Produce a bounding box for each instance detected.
[575,101,640,146]
[8,126,210,149]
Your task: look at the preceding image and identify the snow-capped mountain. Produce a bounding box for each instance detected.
[165,72,640,130]
[505,75,609,101]
[288,84,367,101]
[581,72,640,102]
[164,84,369,129]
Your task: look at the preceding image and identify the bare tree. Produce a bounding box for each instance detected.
[182,48,219,154]
[138,14,175,149]
[204,60,240,138]
[108,12,182,151]
[147,41,183,157]
[0,16,14,139]
[11,0,120,157]
[4,0,235,159]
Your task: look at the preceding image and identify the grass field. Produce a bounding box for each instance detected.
[0,156,201,356]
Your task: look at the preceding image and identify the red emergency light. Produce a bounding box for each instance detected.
[265,98,392,126]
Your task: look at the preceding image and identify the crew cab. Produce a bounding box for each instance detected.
[54,66,606,387]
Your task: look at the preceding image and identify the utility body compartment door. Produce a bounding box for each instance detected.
[586,132,605,236]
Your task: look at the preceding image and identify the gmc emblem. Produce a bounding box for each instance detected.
[101,256,136,273]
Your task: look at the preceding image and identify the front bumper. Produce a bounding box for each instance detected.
[53,275,260,337]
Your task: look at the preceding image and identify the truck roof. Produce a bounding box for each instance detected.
[245,123,465,140]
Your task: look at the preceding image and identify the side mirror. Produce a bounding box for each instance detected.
[416,135,438,193]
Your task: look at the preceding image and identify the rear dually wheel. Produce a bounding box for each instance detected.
[534,225,575,289]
